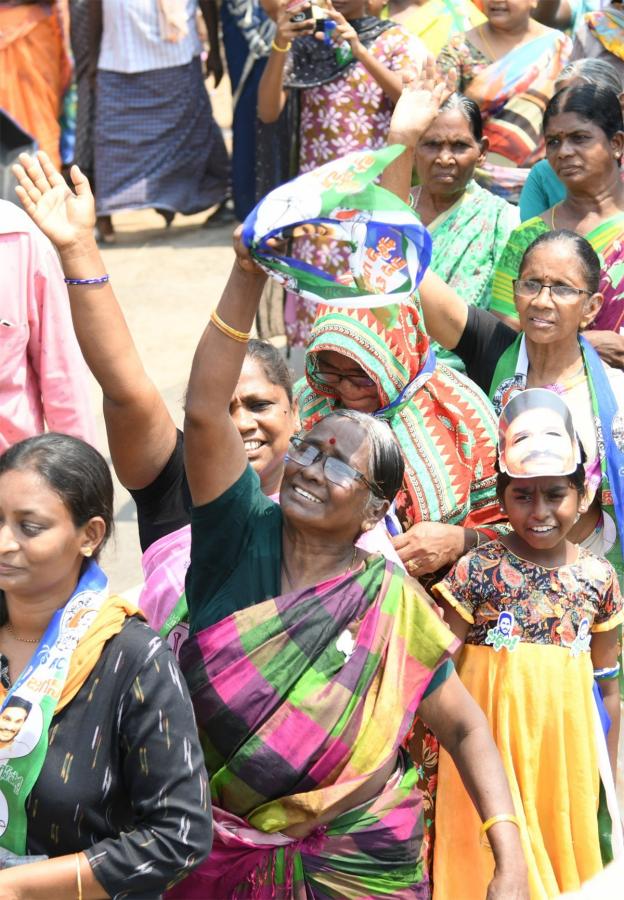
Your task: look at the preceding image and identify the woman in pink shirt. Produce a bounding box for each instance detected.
[0,200,96,451]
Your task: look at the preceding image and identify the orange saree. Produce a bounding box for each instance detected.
[0,2,71,167]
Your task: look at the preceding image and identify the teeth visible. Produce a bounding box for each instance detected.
[294,485,322,504]
[530,526,554,532]
[244,441,262,451]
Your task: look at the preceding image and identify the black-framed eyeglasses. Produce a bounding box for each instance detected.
[285,436,385,498]
[311,361,376,390]
[513,279,592,302]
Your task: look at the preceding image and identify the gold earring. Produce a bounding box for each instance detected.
[82,547,93,558]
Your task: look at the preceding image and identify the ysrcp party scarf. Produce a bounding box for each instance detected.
[0,561,140,853]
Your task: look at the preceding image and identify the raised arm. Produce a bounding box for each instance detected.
[183,232,268,506]
[13,152,177,490]
[257,0,315,123]
[380,65,468,349]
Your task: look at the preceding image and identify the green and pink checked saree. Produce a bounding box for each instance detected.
[168,554,458,898]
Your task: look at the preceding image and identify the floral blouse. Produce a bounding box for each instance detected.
[433,541,624,651]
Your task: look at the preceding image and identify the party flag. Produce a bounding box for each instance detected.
[242,146,432,309]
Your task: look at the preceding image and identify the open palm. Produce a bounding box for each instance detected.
[390,56,456,145]
[12,152,95,251]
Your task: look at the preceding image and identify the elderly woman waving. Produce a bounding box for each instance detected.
[165,230,529,898]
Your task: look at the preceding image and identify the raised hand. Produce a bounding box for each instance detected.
[389,56,457,147]
[274,0,315,48]
[322,2,361,52]
[12,151,96,252]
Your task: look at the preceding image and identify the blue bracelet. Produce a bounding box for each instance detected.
[64,274,110,285]
[594,663,620,681]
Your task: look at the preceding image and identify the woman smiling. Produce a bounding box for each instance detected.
[384,77,624,587]
[165,234,529,898]
[11,151,298,643]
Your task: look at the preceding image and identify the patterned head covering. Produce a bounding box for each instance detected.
[298,300,501,531]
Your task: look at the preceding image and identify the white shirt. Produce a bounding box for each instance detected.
[98,0,202,74]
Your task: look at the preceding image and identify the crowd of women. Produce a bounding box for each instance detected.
[2,0,624,897]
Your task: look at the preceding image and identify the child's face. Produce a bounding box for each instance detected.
[501,475,583,552]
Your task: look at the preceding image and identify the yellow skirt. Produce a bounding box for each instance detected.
[433,644,604,899]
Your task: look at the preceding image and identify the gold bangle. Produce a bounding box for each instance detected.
[480,813,521,847]
[75,853,83,900]
[210,310,251,343]
[272,38,292,53]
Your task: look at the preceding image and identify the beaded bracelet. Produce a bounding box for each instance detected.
[480,813,520,847]
[272,39,292,53]
[210,310,251,343]
[64,274,110,285]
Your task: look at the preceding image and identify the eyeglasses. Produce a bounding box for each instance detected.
[513,279,592,302]
[311,362,376,390]
[285,436,384,498]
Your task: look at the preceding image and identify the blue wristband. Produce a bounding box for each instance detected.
[64,274,110,285]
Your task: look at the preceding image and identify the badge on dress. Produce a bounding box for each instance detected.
[569,617,592,657]
[485,611,520,652]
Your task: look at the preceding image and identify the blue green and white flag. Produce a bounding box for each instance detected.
[242,146,432,309]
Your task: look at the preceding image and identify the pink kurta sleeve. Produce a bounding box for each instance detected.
[27,230,98,447]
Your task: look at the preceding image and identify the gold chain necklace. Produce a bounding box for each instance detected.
[5,622,43,644]
[551,201,562,229]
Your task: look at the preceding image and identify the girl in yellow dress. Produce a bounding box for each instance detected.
[432,389,623,899]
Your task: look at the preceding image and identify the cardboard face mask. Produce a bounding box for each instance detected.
[498,388,581,477]
[241,146,432,309]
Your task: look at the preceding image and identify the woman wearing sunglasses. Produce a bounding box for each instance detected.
[165,230,529,899]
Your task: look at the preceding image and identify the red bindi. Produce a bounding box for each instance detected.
[329,437,336,445]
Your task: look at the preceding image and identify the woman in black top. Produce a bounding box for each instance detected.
[0,433,211,898]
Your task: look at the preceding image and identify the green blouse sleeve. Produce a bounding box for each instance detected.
[490,218,550,320]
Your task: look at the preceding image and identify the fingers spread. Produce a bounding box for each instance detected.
[13,184,37,217]
[18,151,50,195]
[37,150,67,188]
[11,162,42,205]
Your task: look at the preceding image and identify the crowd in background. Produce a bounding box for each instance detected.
[1,0,624,897]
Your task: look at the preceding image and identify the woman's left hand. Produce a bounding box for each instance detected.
[391,521,466,576]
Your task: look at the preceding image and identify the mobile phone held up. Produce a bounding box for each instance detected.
[289,1,328,31]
